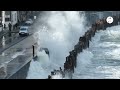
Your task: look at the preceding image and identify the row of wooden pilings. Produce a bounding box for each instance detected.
[47,15,120,79]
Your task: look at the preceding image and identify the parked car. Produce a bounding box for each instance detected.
[19,26,29,36]
[23,23,31,27]
[25,19,33,25]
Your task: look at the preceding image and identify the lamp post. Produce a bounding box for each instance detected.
[10,11,13,30]
[2,11,5,31]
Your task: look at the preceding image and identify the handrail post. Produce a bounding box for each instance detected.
[32,45,35,58]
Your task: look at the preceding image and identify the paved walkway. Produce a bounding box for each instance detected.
[0,12,41,79]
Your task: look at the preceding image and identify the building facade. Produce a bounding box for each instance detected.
[0,11,39,32]
[0,11,18,29]
[5,11,18,28]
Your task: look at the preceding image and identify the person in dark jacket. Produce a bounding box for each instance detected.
[8,23,12,37]
[8,23,12,31]
[4,24,6,29]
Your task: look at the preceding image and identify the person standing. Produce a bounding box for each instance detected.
[8,23,12,37]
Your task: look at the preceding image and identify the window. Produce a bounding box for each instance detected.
[5,18,10,21]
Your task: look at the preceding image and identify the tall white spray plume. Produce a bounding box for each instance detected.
[26,11,88,79]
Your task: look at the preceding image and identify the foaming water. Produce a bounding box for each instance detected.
[73,50,93,79]
[26,51,50,79]
[2,36,5,48]
[27,11,88,79]
[11,51,24,59]
[73,25,120,79]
